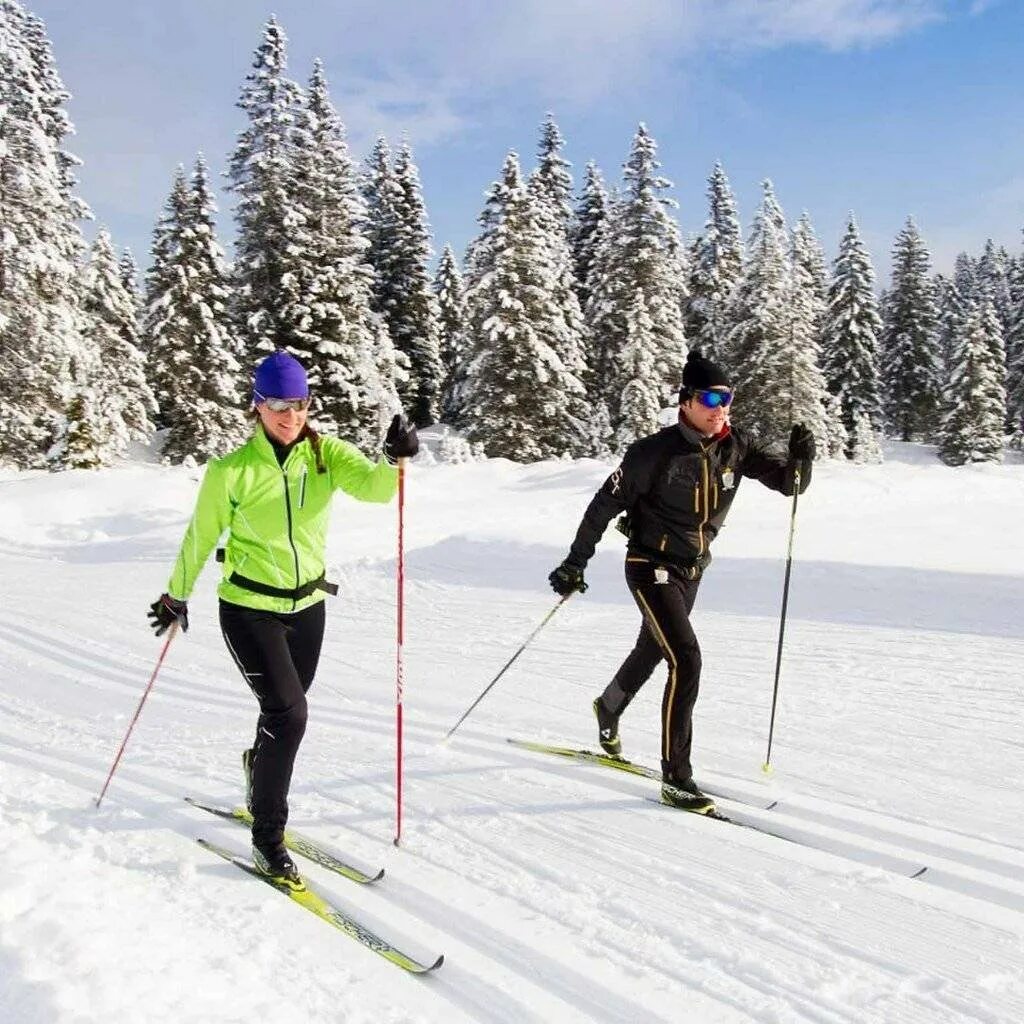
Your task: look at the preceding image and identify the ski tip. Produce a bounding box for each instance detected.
[370,867,386,882]
[426,954,445,972]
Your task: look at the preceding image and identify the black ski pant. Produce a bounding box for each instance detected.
[219,598,325,847]
[600,558,701,783]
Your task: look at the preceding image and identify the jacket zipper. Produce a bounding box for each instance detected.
[282,468,300,611]
[298,465,307,509]
[697,451,710,557]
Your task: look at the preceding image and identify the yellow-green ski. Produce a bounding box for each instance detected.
[196,838,443,973]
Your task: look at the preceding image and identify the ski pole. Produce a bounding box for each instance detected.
[95,621,179,807]
[443,594,572,742]
[762,467,801,775]
[394,458,406,846]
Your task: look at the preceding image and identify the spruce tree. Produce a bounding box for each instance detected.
[933,273,966,381]
[724,181,792,445]
[571,161,608,313]
[434,243,468,423]
[880,218,941,440]
[69,228,156,463]
[615,289,663,449]
[281,61,397,446]
[532,113,574,237]
[1005,258,1024,444]
[0,0,88,467]
[978,239,1014,341]
[822,215,883,453]
[227,17,307,359]
[939,299,1007,464]
[585,124,687,433]
[687,162,743,364]
[144,158,246,463]
[460,152,588,460]
[785,212,831,449]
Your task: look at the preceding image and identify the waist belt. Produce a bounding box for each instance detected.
[216,549,338,599]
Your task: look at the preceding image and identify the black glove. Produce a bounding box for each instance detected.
[384,414,419,463]
[788,424,815,463]
[148,594,189,636]
[548,561,588,596]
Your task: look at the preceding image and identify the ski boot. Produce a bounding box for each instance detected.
[660,777,715,815]
[242,748,254,812]
[252,837,301,885]
[592,697,622,757]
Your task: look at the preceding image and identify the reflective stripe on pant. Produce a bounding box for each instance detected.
[219,598,325,845]
[604,559,701,781]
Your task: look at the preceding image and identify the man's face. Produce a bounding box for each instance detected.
[681,387,732,436]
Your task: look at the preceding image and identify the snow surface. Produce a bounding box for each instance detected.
[1,443,1022,1023]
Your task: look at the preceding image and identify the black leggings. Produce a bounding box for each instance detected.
[601,559,701,782]
[219,599,325,845]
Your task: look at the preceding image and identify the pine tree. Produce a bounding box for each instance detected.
[0,0,88,467]
[532,113,574,237]
[939,299,1007,464]
[144,158,246,463]
[460,152,588,460]
[978,239,1014,341]
[571,161,608,313]
[585,124,687,433]
[615,289,663,449]
[784,212,831,449]
[387,141,444,426]
[849,411,883,464]
[822,214,883,453]
[119,247,142,322]
[933,273,966,381]
[434,243,468,423]
[1005,254,1024,444]
[880,218,941,441]
[280,61,397,446]
[227,17,307,360]
[724,181,793,445]
[954,252,979,307]
[68,228,156,464]
[687,162,743,364]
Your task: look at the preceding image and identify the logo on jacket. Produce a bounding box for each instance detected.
[721,467,735,491]
[609,467,623,495]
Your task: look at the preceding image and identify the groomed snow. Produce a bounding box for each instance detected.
[1,442,1022,1023]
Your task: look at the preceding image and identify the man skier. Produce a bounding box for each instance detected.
[548,350,814,813]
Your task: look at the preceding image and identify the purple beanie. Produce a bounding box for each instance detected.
[253,350,309,404]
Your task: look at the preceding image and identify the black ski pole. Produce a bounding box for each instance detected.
[762,466,801,776]
[444,595,572,742]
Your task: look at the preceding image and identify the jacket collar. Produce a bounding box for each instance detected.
[252,422,308,469]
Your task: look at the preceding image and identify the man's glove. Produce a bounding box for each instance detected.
[148,594,189,637]
[548,561,588,596]
[788,424,815,462]
[384,414,419,463]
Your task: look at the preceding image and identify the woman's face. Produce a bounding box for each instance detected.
[256,400,308,446]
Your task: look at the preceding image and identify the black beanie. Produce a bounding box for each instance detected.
[679,349,731,401]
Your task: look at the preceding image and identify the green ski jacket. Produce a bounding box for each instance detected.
[167,426,398,613]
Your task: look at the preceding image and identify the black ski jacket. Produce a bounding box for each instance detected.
[566,422,811,575]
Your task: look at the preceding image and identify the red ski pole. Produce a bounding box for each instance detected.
[95,621,179,807]
[394,458,406,846]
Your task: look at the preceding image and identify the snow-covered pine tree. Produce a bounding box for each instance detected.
[723,181,792,446]
[571,160,608,313]
[880,218,941,440]
[460,152,588,460]
[527,118,592,455]
[849,411,883,464]
[585,124,687,432]
[66,228,156,465]
[978,239,1015,342]
[939,298,1007,464]
[823,392,849,459]
[434,243,468,423]
[615,289,662,449]
[933,273,966,381]
[145,157,246,463]
[822,214,884,453]
[387,141,444,426]
[687,161,743,365]
[227,17,307,360]
[1006,253,1024,444]
[280,60,397,447]
[119,246,142,319]
[0,0,88,468]
[783,212,831,450]
[953,252,979,307]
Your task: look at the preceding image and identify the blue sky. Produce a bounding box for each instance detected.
[28,0,1024,281]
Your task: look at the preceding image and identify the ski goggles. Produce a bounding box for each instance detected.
[694,389,734,409]
[254,390,311,413]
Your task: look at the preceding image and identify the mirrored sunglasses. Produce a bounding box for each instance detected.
[255,390,310,413]
[695,389,734,409]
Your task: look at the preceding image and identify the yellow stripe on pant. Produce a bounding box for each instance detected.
[634,588,678,763]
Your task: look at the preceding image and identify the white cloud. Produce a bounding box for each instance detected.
[293,0,966,144]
